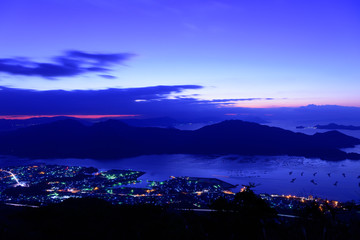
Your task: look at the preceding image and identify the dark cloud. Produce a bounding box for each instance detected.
[0,85,288,120]
[0,51,135,79]
[66,51,134,66]
[99,74,117,79]
[0,58,82,77]
[0,85,204,116]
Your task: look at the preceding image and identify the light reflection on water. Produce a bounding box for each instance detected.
[1,154,360,202]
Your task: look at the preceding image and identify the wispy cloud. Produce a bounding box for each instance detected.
[205,98,275,103]
[190,98,278,106]
[0,50,135,79]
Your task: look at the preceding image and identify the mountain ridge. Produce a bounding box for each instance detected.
[0,119,359,161]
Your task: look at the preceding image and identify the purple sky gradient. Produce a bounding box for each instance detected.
[0,0,359,114]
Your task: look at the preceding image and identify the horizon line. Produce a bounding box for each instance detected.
[0,115,140,120]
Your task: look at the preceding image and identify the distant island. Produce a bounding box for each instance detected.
[315,123,360,130]
[296,123,360,130]
[0,119,359,161]
[0,116,181,131]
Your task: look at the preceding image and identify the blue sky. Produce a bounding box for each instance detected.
[0,0,359,115]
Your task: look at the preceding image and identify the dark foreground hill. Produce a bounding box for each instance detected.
[0,197,359,240]
[0,119,359,160]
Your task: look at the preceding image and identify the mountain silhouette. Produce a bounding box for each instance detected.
[0,119,359,160]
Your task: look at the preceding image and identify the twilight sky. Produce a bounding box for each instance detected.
[0,0,359,118]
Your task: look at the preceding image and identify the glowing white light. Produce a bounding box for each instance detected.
[0,169,27,187]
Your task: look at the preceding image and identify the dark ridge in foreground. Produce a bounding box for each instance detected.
[0,119,359,160]
[0,197,359,240]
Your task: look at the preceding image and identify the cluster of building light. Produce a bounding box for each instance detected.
[0,165,346,211]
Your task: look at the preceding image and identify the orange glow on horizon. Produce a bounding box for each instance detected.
[0,114,140,120]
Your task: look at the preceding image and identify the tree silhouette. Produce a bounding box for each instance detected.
[211,182,276,219]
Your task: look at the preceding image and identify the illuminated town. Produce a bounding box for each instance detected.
[0,164,347,215]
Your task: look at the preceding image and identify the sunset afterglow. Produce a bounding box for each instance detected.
[0,115,140,120]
